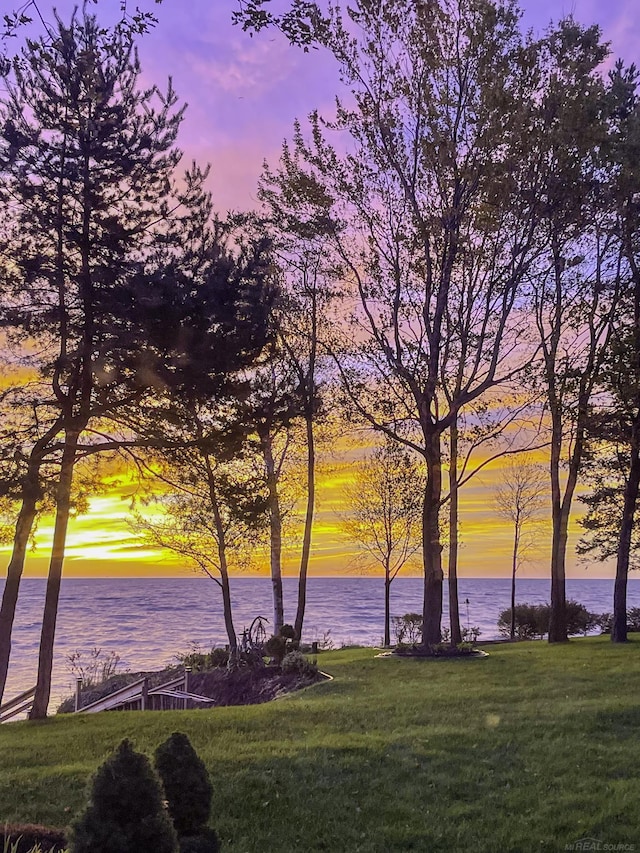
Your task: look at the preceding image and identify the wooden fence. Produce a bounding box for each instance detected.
[0,686,36,723]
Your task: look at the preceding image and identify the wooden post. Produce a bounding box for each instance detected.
[75,677,83,712]
[184,666,191,711]
[311,641,318,655]
[141,677,148,711]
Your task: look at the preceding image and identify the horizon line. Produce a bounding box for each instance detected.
[11,574,632,582]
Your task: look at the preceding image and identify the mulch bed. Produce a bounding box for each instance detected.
[188,666,326,707]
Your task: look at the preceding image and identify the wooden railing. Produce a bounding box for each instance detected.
[0,686,36,723]
[76,670,214,714]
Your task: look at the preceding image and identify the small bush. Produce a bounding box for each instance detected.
[154,733,213,838]
[595,612,613,633]
[1,825,67,853]
[178,829,220,853]
[264,635,287,663]
[628,608,640,631]
[461,626,482,643]
[209,648,230,667]
[281,650,318,678]
[498,601,598,639]
[565,600,598,636]
[594,610,640,633]
[498,603,550,639]
[392,613,423,645]
[69,739,178,853]
[66,648,124,688]
[177,646,229,672]
[279,624,296,640]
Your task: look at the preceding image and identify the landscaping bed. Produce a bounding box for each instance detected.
[187,665,326,706]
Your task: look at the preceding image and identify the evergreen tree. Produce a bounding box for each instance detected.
[70,739,178,853]
[155,732,214,838]
[0,9,234,714]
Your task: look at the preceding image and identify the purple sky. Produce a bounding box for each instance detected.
[29,1,639,214]
[132,0,639,214]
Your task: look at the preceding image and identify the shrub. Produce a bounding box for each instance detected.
[209,648,230,668]
[177,646,229,672]
[69,739,178,853]
[178,829,220,853]
[594,609,640,633]
[154,733,213,838]
[497,603,550,639]
[392,613,423,645]
[264,635,287,663]
[498,601,598,639]
[1,825,67,853]
[595,612,613,633]
[281,650,319,678]
[279,624,296,640]
[66,648,124,688]
[461,626,482,643]
[565,600,598,636]
[628,608,640,631]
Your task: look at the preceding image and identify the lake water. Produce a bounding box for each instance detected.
[1,575,639,714]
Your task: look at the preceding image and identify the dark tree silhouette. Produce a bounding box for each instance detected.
[0,9,272,715]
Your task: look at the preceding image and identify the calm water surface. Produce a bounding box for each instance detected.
[1,575,639,711]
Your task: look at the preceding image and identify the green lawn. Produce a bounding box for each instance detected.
[1,637,639,852]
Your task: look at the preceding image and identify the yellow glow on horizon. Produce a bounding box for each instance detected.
[0,441,615,579]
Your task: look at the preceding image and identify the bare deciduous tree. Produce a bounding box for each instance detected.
[494,457,547,640]
[339,438,424,646]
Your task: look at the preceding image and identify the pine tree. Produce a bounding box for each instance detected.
[155,732,214,838]
[70,739,178,853]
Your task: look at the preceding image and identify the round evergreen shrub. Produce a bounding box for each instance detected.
[179,828,220,853]
[264,634,287,663]
[69,738,178,853]
[155,732,213,837]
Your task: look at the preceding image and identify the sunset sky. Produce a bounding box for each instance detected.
[4,0,638,579]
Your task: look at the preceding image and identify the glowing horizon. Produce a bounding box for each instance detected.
[1,447,616,580]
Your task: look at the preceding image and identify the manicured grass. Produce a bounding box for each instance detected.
[1,637,639,852]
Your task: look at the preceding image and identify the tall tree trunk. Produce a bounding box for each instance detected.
[294,407,315,642]
[613,245,640,643]
[219,568,237,654]
[548,404,568,643]
[260,429,284,635]
[203,455,238,655]
[0,461,41,705]
[612,418,640,643]
[30,430,79,719]
[510,524,519,641]
[448,420,462,645]
[384,561,391,647]
[0,415,64,706]
[422,430,443,647]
